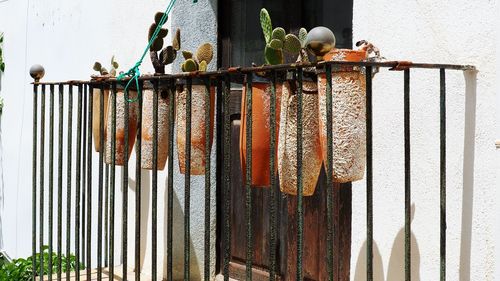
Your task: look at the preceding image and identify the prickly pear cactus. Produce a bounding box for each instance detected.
[180,42,213,72]
[149,11,180,74]
[93,56,119,76]
[259,8,301,65]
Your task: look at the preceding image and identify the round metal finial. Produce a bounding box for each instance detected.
[306,26,336,60]
[29,64,45,82]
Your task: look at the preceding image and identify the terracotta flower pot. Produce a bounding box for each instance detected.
[278,78,322,196]
[176,81,215,175]
[104,89,139,166]
[318,48,367,183]
[92,87,109,152]
[141,82,172,170]
[240,76,282,187]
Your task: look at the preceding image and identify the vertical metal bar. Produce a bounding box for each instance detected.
[325,64,334,281]
[109,82,117,279]
[404,69,411,281]
[86,85,93,280]
[81,85,87,267]
[105,163,110,267]
[184,78,192,281]
[365,66,373,281]
[152,80,159,281]
[57,84,64,281]
[268,71,277,281]
[39,84,46,280]
[244,73,253,281]
[49,84,55,281]
[167,80,175,281]
[97,85,105,280]
[75,84,83,281]
[296,68,304,281]
[222,75,231,281]
[123,82,130,281]
[135,82,143,281]
[66,84,74,280]
[440,68,447,281]
[32,83,38,281]
[204,77,212,281]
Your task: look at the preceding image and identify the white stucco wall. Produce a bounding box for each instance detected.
[0,0,498,280]
[352,1,498,280]
[0,0,217,280]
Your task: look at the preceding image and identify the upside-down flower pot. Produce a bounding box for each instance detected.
[240,76,282,187]
[92,87,110,152]
[104,88,139,166]
[176,81,215,175]
[318,48,367,183]
[141,82,172,170]
[278,78,322,196]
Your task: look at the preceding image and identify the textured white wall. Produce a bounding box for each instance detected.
[0,0,217,280]
[352,0,498,280]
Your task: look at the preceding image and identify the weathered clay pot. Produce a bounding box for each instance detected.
[240,76,282,187]
[318,49,367,183]
[176,81,215,175]
[92,87,110,152]
[278,78,322,196]
[141,82,172,170]
[104,89,139,166]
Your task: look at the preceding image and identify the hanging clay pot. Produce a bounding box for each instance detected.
[317,48,368,183]
[92,86,110,152]
[104,86,139,166]
[176,80,215,175]
[278,76,322,196]
[240,75,282,187]
[141,81,172,170]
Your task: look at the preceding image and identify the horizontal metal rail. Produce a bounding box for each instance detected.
[30,60,470,281]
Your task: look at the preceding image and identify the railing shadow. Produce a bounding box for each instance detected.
[459,69,478,281]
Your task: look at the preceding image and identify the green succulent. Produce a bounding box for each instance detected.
[180,42,213,72]
[93,56,119,76]
[149,11,181,74]
[0,33,4,73]
[259,8,301,65]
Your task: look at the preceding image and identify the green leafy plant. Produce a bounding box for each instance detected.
[0,246,84,281]
[0,32,4,73]
[180,42,213,72]
[149,12,181,74]
[93,56,119,76]
[260,8,301,65]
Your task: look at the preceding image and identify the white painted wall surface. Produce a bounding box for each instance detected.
[0,0,498,280]
[352,1,498,280]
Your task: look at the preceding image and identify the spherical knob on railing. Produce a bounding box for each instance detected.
[29,64,45,82]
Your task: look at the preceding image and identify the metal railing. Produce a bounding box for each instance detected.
[30,60,475,281]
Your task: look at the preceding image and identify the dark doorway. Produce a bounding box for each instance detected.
[216,1,354,280]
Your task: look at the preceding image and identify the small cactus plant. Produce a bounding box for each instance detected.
[180,43,213,72]
[149,11,181,74]
[260,8,301,65]
[93,56,119,76]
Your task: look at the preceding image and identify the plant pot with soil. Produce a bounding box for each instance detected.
[176,42,215,175]
[91,57,119,152]
[240,8,301,187]
[308,27,369,183]
[141,16,180,170]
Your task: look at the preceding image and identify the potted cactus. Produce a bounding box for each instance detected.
[91,56,119,152]
[100,56,139,166]
[141,13,181,170]
[278,28,322,196]
[176,42,215,175]
[239,8,301,187]
[310,26,369,183]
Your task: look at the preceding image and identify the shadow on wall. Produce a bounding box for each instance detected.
[128,170,151,272]
[459,69,477,281]
[161,160,200,280]
[354,204,421,281]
